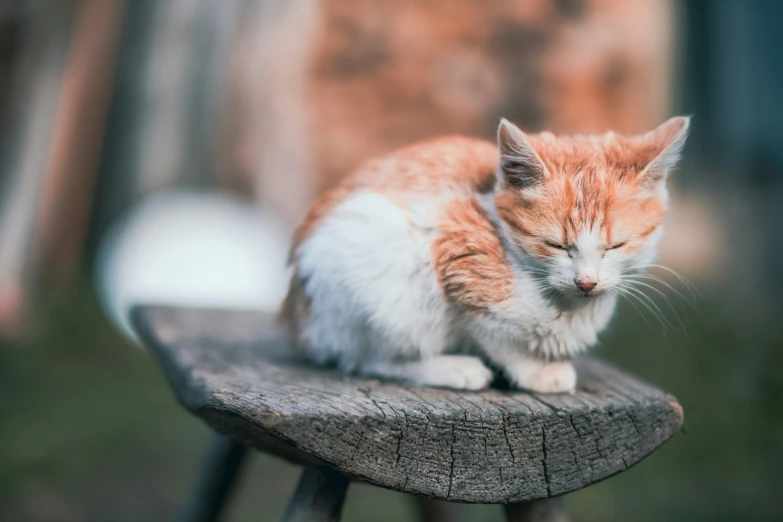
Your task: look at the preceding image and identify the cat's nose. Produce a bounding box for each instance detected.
[575,279,597,292]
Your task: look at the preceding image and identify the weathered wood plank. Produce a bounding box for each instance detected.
[132,306,683,504]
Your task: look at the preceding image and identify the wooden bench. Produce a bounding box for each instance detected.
[132,306,683,522]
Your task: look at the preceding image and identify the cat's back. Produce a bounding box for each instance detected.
[362,136,499,195]
[292,136,498,248]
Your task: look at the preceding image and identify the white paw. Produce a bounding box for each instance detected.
[420,356,494,391]
[509,360,576,394]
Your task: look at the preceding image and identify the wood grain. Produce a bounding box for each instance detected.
[132,306,683,504]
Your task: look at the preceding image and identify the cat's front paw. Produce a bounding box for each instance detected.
[507,360,576,394]
[421,355,494,391]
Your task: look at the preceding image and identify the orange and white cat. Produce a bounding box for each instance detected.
[280,117,689,393]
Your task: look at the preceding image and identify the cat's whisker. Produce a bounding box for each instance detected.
[619,283,682,335]
[622,279,688,333]
[622,276,699,325]
[618,263,700,325]
[616,285,671,336]
[635,264,701,300]
[527,277,552,292]
[614,287,655,331]
[621,276,690,310]
[522,268,550,277]
[621,265,698,302]
[615,284,667,334]
[619,278,678,307]
[539,286,562,301]
[622,274,697,309]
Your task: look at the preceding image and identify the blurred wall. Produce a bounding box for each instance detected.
[304,0,674,192]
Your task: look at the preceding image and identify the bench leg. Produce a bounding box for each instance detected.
[178,435,248,522]
[414,497,463,522]
[504,498,570,522]
[281,465,350,522]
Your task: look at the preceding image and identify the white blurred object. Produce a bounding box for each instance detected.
[96,191,290,340]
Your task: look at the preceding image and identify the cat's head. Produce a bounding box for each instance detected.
[494,116,689,300]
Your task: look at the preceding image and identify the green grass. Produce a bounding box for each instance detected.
[1,285,781,521]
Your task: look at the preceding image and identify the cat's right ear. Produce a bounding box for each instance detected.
[497,118,547,189]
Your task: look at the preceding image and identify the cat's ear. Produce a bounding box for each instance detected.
[497,118,547,189]
[637,116,690,189]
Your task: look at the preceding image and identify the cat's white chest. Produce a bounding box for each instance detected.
[490,277,617,359]
[540,294,616,357]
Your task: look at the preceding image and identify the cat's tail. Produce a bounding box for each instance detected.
[95,191,291,342]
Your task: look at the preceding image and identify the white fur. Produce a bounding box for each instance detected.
[296,192,451,370]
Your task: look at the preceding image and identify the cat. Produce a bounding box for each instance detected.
[280,116,689,393]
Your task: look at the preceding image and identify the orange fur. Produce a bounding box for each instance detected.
[432,198,514,312]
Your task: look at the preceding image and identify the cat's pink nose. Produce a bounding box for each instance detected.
[575,279,597,292]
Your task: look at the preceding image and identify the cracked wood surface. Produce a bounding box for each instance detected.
[132,306,683,504]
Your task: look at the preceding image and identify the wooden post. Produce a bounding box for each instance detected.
[178,435,247,522]
[282,465,350,522]
[505,498,570,522]
[34,0,125,288]
[0,1,73,337]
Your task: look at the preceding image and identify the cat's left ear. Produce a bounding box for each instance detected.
[497,118,548,189]
[637,116,690,189]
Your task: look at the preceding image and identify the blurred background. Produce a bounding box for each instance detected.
[1,0,781,521]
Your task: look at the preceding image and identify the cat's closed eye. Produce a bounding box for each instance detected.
[607,241,627,250]
[544,240,567,250]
